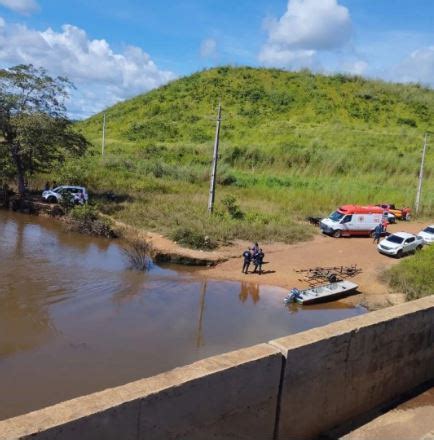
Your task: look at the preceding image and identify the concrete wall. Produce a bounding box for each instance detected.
[272,295,434,439]
[1,296,433,440]
[0,344,282,440]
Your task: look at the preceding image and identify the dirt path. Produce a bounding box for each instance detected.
[196,221,428,310]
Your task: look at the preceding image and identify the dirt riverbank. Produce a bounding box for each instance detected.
[195,221,429,310]
[106,217,429,311]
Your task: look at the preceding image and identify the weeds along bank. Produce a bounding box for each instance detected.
[38,67,433,248]
[384,245,434,301]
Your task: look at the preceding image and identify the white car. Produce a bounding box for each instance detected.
[42,186,88,205]
[418,225,434,245]
[377,232,424,258]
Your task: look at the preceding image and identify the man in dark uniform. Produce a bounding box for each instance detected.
[253,248,265,274]
[242,248,252,274]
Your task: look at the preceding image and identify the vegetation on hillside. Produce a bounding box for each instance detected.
[383,246,434,300]
[39,66,433,248]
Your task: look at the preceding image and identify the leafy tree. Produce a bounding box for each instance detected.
[0,64,88,195]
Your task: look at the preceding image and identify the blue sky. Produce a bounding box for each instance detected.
[0,0,433,118]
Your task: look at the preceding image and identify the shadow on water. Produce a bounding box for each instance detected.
[0,210,366,420]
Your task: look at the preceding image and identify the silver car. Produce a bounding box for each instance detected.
[42,186,88,205]
[377,232,424,258]
[417,225,434,245]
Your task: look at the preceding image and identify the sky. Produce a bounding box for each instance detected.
[0,0,433,118]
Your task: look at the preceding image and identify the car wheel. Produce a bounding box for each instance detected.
[416,245,423,252]
[396,249,403,258]
[47,196,57,203]
[333,230,342,238]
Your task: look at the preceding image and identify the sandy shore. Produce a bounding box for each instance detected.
[107,216,429,311]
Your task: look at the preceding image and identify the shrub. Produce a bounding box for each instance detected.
[122,240,153,271]
[170,227,217,250]
[397,117,417,127]
[222,195,244,220]
[68,205,116,238]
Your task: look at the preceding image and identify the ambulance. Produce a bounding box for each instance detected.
[320,205,386,238]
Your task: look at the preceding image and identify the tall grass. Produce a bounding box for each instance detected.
[383,246,434,300]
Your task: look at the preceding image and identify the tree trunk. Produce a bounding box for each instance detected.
[11,145,26,196]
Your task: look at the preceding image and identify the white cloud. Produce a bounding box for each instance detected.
[200,38,217,58]
[0,18,175,118]
[342,59,369,76]
[0,0,38,14]
[259,0,352,68]
[395,46,434,86]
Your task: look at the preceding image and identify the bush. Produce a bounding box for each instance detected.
[68,205,116,238]
[222,195,244,220]
[170,227,217,250]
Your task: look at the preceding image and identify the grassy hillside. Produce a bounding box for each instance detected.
[46,67,434,247]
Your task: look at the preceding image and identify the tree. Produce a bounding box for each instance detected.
[0,64,88,195]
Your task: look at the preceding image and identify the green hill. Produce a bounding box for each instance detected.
[52,67,434,247]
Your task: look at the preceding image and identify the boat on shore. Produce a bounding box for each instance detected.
[284,281,359,305]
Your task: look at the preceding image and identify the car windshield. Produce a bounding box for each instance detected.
[423,227,434,234]
[386,235,404,244]
[329,211,344,222]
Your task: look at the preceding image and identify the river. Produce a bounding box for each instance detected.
[0,210,366,420]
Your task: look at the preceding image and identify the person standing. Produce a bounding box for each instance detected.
[252,242,259,255]
[253,248,265,274]
[242,248,252,274]
[373,222,383,244]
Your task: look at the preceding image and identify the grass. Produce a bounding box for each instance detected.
[383,246,434,300]
[33,66,433,248]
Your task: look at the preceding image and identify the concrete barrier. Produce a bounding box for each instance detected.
[270,295,434,439]
[1,296,433,440]
[0,343,282,440]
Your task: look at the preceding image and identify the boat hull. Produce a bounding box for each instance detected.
[285,281,359,305]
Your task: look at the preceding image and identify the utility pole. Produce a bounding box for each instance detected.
[415,132,428,215]
[207,101,222,214]
[101,112,106,156]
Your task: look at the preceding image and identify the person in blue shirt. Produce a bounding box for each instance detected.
[373,223,383,244]
[242,248,252,274]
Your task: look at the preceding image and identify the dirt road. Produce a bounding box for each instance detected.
[197,220,428,310]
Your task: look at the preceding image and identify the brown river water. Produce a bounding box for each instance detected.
[0,210,366,420]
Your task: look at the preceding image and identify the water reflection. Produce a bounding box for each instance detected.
[0,210,366,420]
[239,282,260,304]
[196,281,207,348]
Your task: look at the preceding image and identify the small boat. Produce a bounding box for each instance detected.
[284,281,359,305]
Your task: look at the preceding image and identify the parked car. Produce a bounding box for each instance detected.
[417,225,434,245]
[377,232,423,257]
[320,205,386,238]
[42,186,88,205]
[376,204,411,221]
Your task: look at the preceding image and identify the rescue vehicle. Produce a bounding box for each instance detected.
[320,205,386,238]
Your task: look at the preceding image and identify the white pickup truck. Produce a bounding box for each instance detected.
[377,232,424,258]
